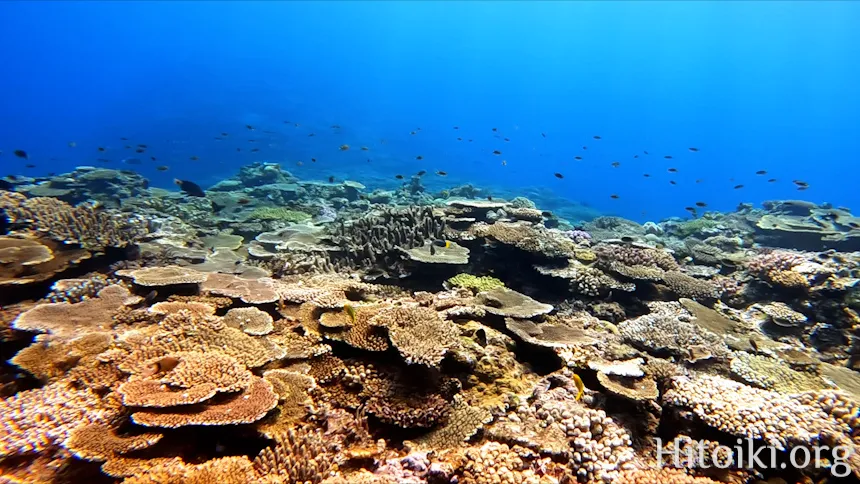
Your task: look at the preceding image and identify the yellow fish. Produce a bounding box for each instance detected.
[343,304,356,324]
[572,374,585,401]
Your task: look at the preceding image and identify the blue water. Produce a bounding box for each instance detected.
[1,1,859,222]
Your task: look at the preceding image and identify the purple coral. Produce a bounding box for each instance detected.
[562,229,592,245]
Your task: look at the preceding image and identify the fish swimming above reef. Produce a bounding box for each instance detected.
[174,179,206,197]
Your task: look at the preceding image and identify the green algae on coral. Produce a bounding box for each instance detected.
[246,207,312,223]
[446,273,505,293]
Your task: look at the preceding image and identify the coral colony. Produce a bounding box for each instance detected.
[1,163,859,483]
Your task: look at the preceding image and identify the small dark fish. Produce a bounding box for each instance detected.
[250,148,260,152]
[98,147,106,152]
[669,180,677,185]
[432,239,451,248]
[237,198,251,205]
[688,147,699,152]
[633,155,639,159]
[150,156,157,161]
[664,155,673,159]
[643,150,649,155]
[749,338,759,353]
[416,155,423,160]
[793,180,809,186]
[504,137,510,142]
[429,244,436,256]
[767,178,777,183]
[756,170,767,175]
[610,194,619,199]
[6,175,18,180]
[620,236,635,243]
[492,150,501,155]
[120,137,129,140]
[668,168,677,172]
[236,148,242,152]
[611,162,620,168]
[492,128,498,132]
[174,179,206,197]
[453,126,459,129]
[190,155,199,161]
[25,164,35,168]
[457,137,463,141]
[360,146,369,151]
[643,173,651,177]
[13,150,28,159]
[685,207,697,214]
[156,165,169,171]
[695,179,703,183]
[541,133,546,138]
[574,156,583,160]
[221,132,229,136]
[135,148,145,153]
[339,144,349,151]
[582,146,587,150]
[395,175,404,180]
[734,184,744,189]
[797,186,809,191]
[436,171,447,176]
[141,179,149,189]
[329,176,336,183]
[554,173,564,179]
[487,195,493,201]
[541,210,553,217]
[246,124,255,130]
[468,139,473,142]
[593,135,601,140]
[695,202,707,207]
[416,170,426,176]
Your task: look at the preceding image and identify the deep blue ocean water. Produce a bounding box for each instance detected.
[1,1,858,222]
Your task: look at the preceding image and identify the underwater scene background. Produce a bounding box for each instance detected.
[2,1,859,222]
[3,2,860,484]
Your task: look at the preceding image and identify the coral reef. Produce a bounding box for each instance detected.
[2,163,860,483]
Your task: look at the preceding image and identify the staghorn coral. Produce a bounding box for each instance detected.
[0,191,147,250]
[252,427,336,484]
[0,381,119,456]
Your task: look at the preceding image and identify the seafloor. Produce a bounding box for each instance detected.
[0,163,859,484]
